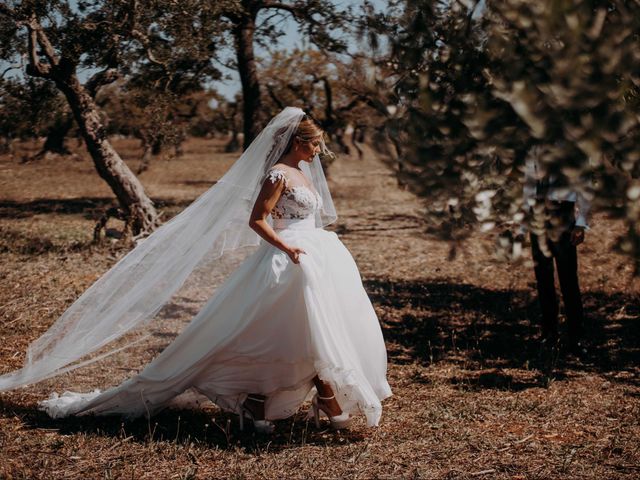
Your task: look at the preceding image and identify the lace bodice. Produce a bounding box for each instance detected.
[266,168,323,220]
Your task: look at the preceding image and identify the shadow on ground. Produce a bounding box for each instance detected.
[0,197,194,219]
[0,197,197,255]
[1,279,636,448]
[365,279,640,390]
[0,399,365,452]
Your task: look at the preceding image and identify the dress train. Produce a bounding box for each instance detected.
[41,218,391,427]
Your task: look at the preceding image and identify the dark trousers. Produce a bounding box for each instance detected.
[529,201,584,340]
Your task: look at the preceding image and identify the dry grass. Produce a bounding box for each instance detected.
[0,138,638,479]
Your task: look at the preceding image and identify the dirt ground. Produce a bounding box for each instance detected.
[0,138,638,479]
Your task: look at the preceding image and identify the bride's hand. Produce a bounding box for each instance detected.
[285,246,306,264]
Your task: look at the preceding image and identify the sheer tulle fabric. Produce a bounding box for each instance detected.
[41,218,391,425]
[4,106,390,426]
[0,107,335,391]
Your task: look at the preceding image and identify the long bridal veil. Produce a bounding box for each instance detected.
[0,107,337,395]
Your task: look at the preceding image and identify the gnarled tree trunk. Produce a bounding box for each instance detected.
[0,6,160,238]
[35,113,73,158]
[55,72,160,237]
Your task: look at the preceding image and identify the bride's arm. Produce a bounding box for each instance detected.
[249,176,306,264]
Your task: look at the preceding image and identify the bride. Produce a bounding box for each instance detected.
[0,107,391,433]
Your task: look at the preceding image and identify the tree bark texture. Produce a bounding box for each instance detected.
[55,73,160,236]
[234,5,261,150]
[0,7,159,237]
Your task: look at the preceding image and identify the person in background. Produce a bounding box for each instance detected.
[517,145,591,356]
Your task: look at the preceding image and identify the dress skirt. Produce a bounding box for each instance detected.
[41,217,392,427]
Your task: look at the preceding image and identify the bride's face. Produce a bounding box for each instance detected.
[296,135,323,162]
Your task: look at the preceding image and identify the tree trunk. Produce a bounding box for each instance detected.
[351,125,364,158]
[225,128,241,152]
[55,73,160,237]
[137,143,152,175]
[0,137,13,155]
[36,113,73,158]
[234,8,261,150]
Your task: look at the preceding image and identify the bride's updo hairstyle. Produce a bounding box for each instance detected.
[293,115,324,147]
[279,115,324,157]
[265,114,324,168]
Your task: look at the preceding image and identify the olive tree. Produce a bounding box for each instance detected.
[385,0,640,269]
[0,0,224,238]
[217,0,353,148]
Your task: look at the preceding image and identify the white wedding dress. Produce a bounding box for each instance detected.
[41,166,392,426]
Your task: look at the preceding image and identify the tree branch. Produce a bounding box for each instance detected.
[1,63,22,79]
[336,93,388,117]
[30,15,60,67]
[258,10,284,28]
[463,0,481,37]
[317,75,333,122]
[286,82,313,114]
[336,95,364,114]
[128,1,170,72]
[26,21,50,77]
[86,68,119,97]
[261,1,299,18]
[0,4,18,19]
[266,82,285,109]
[130,27,175,90]
[131,29,170,69]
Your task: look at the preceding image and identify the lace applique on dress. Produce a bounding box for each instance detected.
[267,168,289,187]
[267,167,323,220]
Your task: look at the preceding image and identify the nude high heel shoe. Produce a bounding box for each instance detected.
[310,393,351,430]
[238,395,275,434]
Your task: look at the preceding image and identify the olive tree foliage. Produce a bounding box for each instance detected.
[0,0,226,238]
[384,0,640,269]
[215,0,354,149]
[98,83,223,174]
[260,48,392,157]
[98,83,183,172]
[0,77,70,156]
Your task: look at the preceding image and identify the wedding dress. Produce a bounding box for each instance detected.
[38,164,391,426]
[0,107,390,426]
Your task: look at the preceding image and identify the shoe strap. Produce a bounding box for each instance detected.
[317,394,335,401]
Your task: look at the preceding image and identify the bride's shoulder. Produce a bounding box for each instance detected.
[266,164,290,186]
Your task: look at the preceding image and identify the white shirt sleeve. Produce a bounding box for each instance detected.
[522,146,592,231]
[519,149,538,236]
[574,189,591,229]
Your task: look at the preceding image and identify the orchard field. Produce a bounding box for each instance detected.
[0,139,638,479]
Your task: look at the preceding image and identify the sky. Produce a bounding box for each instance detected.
[1,0,389,100]
[215,0,389,99]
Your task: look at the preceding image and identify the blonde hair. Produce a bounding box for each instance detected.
[264,116,324,174]
[294,117,324,144]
